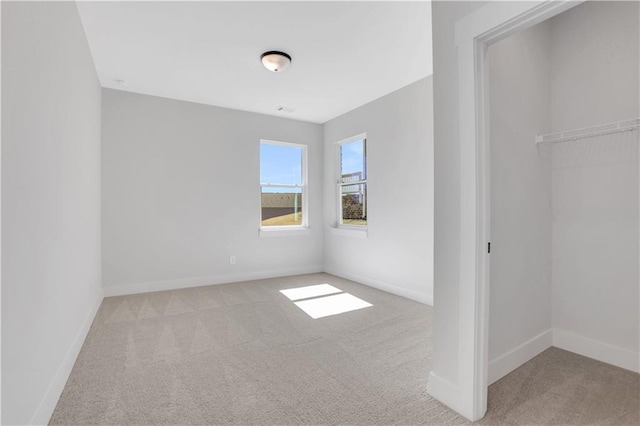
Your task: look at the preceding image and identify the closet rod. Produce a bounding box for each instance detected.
[535,117,640,144]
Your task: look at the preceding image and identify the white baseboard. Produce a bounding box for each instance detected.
[105,266,433,305]
[30,288,104,425]
[323,267,433,305]
[103,265,324,297]
[488,329,553,384]
[427,371,468,419]
[488,328,639,385]
[553,329,640,373]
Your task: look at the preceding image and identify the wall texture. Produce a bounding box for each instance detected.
[102,89,324,295]
[322,77,434,304]
[430,0,487,393]
[1,2,103,424]
[429,0,640,417]
[549,1,639,133]
[433,1,639,404]
[483,0,639,383]
[486,20,553,382]
[549,1,639,368]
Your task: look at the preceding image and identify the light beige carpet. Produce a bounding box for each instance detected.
[480,346,639,425]
[51,273,639,425]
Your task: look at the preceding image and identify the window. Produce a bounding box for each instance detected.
[260,140,307,229]
[337,135,367,227]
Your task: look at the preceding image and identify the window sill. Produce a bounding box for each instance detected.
[259,227,311,238]
[329,226,368,239]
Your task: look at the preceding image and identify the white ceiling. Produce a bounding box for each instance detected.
[77,1,432,123]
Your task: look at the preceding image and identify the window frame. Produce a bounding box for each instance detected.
[335,133,368,230]
[259,139,309,234]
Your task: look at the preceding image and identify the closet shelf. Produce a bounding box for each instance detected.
[536,117,639,144]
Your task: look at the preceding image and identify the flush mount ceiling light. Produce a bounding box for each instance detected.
[261,51,292,72]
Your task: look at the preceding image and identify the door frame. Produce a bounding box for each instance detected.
[453,1,582,421]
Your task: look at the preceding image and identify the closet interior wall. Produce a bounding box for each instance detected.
[487,0,639,383]
[487,19,552,382]
[548,1,639,367]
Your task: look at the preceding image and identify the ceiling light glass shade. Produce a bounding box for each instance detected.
[261,51,292,72]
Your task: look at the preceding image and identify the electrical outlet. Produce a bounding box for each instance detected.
[229,256,236,265]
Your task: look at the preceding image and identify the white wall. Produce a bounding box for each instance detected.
[549,1,639,368]
[549,1,639,133]
[430,0,638,418]
[102,89,324,295]
[2,2,103,424]
[0,4,4,422]
[322,77,434,304]
[486,21,553,383]
[430,0,487,394]
[483,0,639,382]
[454,0,639,388]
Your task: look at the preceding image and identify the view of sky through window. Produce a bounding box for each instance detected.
[341,138,366,177]
[260,144,302,192]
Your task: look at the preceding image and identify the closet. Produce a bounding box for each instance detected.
[486,0,639,383]
[543,119,639,364]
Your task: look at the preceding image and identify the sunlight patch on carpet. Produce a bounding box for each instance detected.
[293,293,372,319]
[280,284,342,301]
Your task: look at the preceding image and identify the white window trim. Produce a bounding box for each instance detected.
[259,139,309,236]
[334,133,368,232]
[329,226,367,238]
[259,227,311,238]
